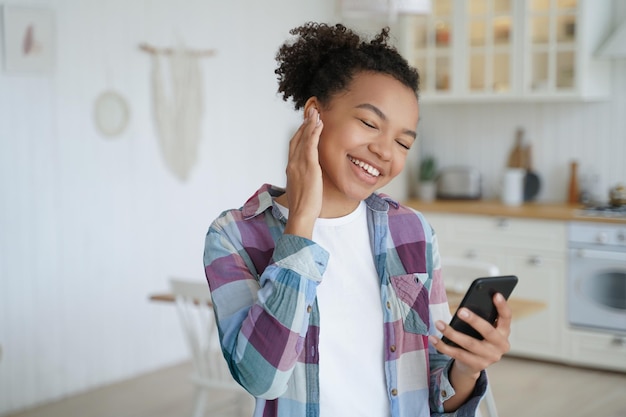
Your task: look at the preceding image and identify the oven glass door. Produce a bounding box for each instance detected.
[568,248,626,333]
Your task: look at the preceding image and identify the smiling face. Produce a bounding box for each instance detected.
[312,71,419,216]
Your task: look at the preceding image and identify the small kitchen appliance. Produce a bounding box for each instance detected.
[436,167,482,200]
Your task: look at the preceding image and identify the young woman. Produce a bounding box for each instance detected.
[204,22,512,417]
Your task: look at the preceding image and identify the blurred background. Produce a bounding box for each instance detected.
[0,0,335,414]
[1,0,625,416]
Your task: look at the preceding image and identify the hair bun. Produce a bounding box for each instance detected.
[275,22,418,110]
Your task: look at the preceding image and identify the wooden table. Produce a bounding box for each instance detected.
[446,290,545,320]
[150,293,180,304]
[150,292,545,319]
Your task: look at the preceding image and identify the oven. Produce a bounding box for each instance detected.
[568,221,626,334]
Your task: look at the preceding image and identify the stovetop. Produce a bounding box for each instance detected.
[577,204,626,219]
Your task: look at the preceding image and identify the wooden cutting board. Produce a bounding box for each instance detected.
[447,290,546,320]
[507,127,528,168]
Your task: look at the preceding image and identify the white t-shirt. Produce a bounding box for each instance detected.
[277,201,389,416]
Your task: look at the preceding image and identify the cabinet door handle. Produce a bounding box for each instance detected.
[610,336,626,348]
[528,255,543,266]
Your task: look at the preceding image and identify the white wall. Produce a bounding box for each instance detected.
[0,0,337,414]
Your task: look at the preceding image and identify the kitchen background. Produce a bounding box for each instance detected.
[397,0,626,203]
[0,0,624,416]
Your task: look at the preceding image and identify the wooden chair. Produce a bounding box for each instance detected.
[169,279,251,417]
[441,258,501,417]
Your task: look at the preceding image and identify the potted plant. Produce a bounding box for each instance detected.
[418,156,437,202]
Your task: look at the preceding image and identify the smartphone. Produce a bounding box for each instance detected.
[441,275,518,347]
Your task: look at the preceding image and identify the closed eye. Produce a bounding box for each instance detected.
[360,119,377,129]
[396,140,411,150]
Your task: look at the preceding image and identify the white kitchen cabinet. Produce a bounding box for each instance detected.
[565,329,626,372]
[423,212,568,360]
[397,0,612,101]
[505,252,566,359]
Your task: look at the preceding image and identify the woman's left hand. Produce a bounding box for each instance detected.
[432,292,512,374]
[429,293,512,410]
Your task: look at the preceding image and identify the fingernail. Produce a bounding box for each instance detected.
[496,293,504,302]
[458,308,470,319]
[436,321,445,331]
[429,335,439,345]
[316,112,321,126]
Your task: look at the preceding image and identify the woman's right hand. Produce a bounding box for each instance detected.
[282,107,324,239]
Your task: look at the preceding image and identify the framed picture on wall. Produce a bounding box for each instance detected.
[1,5,55,73]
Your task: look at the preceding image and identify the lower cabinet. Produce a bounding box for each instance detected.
[422,212,567,361]
[418,210,626,372]
[505,253,566,360]
[564,329,626,372]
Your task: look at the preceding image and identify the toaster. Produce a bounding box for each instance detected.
[436,167,482,200]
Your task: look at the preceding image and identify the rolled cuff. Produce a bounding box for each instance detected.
[435,361,488,417]
[273,234,329,282]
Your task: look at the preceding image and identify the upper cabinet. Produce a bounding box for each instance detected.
[397,0,612,102]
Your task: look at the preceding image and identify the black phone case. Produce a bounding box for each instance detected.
[441,275,518,347]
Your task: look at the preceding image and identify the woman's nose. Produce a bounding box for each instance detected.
[368,137,393,161]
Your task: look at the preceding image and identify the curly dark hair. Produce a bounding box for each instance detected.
[275,22,419,110]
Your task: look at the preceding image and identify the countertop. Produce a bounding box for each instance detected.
[404,199,626,224]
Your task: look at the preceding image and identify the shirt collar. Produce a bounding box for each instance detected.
[241,183,399,219]
[365,192,399,212]
[241,183,285,219]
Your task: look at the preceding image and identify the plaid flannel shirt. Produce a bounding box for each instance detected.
[204,184,486,417]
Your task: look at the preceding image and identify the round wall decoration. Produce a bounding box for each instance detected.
[93,90,130,138]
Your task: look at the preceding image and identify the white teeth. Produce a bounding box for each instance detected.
[349,156,380,177]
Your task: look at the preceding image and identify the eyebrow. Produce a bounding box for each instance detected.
[356,103,417,139]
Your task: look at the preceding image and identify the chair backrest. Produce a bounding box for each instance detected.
[439,260,502,417]
[441,258,501,293]
[169,278,241,390]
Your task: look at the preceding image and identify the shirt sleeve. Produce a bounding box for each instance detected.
[204,212,329,399]
[426,227,488,416]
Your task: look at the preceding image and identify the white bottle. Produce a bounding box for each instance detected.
[502,168,525,206]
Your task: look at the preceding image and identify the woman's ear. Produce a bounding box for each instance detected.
[303,97,320,120]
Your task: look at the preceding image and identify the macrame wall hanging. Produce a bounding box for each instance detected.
[140,43,215,181]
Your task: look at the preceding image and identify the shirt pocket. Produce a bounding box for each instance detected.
[389,273,430,335]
